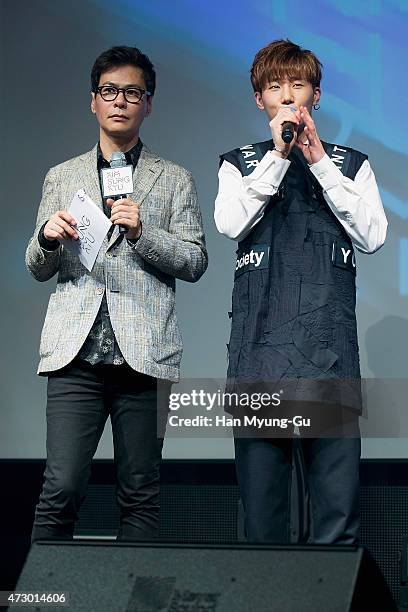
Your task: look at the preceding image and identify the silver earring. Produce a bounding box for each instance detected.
[313,103,320,110]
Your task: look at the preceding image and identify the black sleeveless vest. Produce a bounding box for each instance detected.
[221,140,367,411]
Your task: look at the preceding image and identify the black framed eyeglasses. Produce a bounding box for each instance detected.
[96,85,151,104]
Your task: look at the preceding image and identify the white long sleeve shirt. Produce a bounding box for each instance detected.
[214,150,387,253]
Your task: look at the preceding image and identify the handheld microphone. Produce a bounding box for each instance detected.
[101,151,134,235]
[281,121,295,144]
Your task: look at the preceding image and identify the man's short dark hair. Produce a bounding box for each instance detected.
[251,39,322,93]
[91,46,156,96]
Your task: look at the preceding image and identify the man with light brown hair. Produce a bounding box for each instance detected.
[215,40,387,544]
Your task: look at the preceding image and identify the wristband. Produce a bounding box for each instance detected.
[272,146,288,158]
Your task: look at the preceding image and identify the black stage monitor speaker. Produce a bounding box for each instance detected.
[10,541,397,611]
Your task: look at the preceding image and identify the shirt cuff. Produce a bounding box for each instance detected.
[309,154,343,191]
[38,222,60,251]
[242,150,291,195]
[126,223,143,247]
[247,149,290,180]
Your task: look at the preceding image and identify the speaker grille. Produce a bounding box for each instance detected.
[76,485,119,535]
[75,474,408,603]
[159,485,239,541]
[76,484,240,542]
[360,484,408,603]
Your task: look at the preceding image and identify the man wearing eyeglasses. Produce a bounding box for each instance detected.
[26,46,207,542]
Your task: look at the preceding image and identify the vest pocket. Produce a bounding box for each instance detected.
[292,319,338,372]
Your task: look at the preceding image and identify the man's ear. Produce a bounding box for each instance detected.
[254,91,265,111]
[313,87,321,106]
[90,92,96,114]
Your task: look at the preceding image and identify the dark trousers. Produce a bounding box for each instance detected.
[31,359,168,543]
[234,435,361,544]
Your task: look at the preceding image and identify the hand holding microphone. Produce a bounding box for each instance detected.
[269,105,300,158]
[101,151,141,238]
[107,197,141,240]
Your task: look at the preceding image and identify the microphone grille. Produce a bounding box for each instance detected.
[109,151,127,168]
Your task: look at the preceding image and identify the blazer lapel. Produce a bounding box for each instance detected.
[131,144,163,205]
[79,145,103,210]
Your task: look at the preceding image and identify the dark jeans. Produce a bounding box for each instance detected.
[31,359,169,543]
[234,435,361,544]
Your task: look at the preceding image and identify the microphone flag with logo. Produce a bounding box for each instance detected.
[101,151,134,234]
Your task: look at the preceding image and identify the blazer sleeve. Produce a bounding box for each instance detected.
[25,167,62,282]
[130,168,208,282]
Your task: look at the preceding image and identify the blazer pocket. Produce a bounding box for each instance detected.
[152,317,183,366]
[39,293,64,356]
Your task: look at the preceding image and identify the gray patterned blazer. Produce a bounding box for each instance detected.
[26,144,208,381]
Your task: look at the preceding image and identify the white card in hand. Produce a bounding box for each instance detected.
[61,189,112,271]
